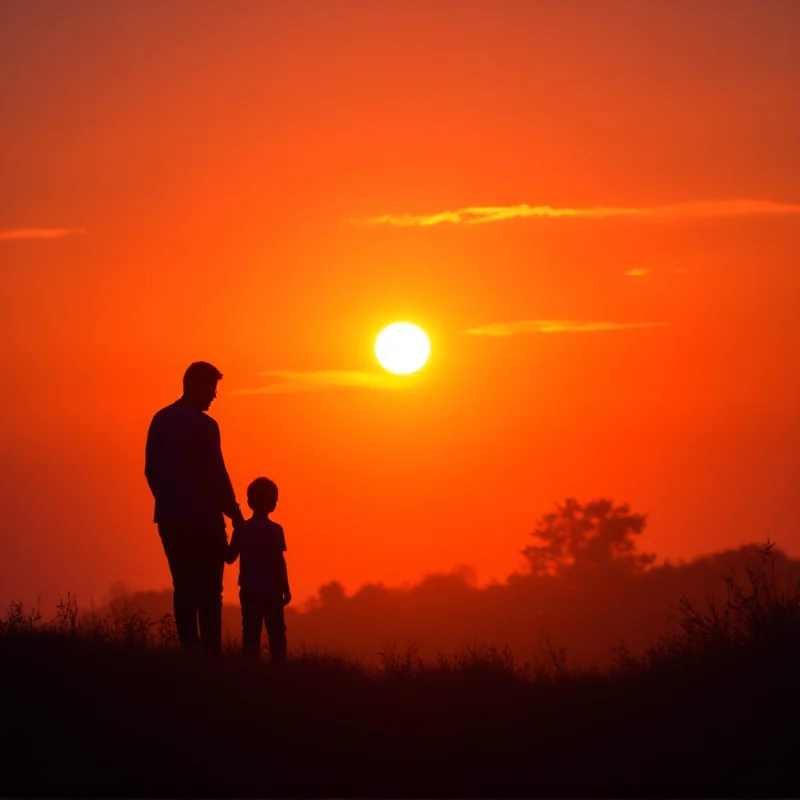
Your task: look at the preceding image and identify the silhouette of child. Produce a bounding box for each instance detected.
[225,477,291,662]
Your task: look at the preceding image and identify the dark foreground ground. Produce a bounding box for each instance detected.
[2,549,799,798]
[1,628,798,798]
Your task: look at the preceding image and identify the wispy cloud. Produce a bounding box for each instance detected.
[0,228,87,241]
[463,320,671,336]
[624,268,650,277]
[233,370,415,395]
[353,199,800,228]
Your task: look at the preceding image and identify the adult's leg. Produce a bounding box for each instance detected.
[240,589,263,658]
[196,524,227,656]
[157,523,199,652]
[264,597,287,664]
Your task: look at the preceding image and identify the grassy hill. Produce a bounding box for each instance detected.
[1,545,798,797]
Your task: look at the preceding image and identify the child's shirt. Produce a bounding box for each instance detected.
[228,516,287,594]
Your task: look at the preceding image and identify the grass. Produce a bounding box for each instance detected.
[1,543,798,797]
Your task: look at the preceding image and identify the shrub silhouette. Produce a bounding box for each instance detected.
[611,540,800,672]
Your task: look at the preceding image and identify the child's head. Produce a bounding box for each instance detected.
[247,477,278,515]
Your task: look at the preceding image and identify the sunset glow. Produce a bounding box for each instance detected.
[0,1,797,621]
[3,4,799,794]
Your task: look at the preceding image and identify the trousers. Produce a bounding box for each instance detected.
[239,589,287,662]
[158,522,227,655]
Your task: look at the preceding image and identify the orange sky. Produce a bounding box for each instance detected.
[1,0,798,612]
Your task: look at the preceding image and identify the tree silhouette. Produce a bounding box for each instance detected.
[523,498,655,577]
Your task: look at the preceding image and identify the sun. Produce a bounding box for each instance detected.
[375,322,431,375]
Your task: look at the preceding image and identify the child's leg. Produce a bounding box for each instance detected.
[239,589,262,658]
[264,598,287,663]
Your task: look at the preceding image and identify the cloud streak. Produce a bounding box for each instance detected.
[0,228,87,241]
[353,199,800,228]
[464,320,671,336]
[233,370,415,395]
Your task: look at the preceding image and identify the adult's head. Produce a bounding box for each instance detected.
[182,361,223,411]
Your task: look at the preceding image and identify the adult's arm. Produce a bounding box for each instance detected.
[144,414,162,497]
[205,419,244,525]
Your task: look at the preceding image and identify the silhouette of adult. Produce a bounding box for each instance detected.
[145,362,244,654]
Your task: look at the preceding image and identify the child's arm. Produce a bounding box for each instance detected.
[225,529,240,565]
[275,525,290,604]
[278,553,291,605]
